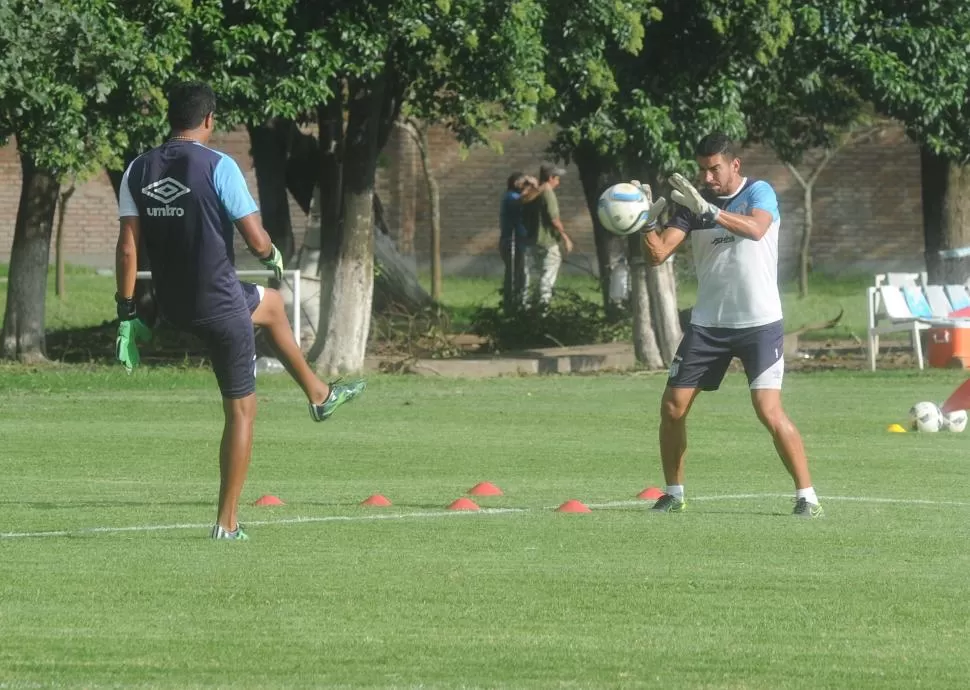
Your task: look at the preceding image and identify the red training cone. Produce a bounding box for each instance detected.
[447,498,480,511]
[468,481,503,496]
[637,487,664,500]
[252,494,285,507]
[360,494,392,507]
[556,499,591,513]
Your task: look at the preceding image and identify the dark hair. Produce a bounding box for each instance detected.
[508,172,524,191]
[167,82,217,131]
[694,132,737,160]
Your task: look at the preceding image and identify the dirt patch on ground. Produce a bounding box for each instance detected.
[784,341,920,372]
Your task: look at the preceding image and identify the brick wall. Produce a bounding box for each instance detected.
[0,124,925,279]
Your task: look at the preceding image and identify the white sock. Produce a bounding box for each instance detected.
[666,484,684,500]
[796,487,818,505]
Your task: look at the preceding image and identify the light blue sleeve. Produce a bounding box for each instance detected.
[749,180,779,222]
[118,162,138,218]
[213,154,259,221]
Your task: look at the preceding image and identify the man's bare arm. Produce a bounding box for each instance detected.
[715,207,773,241]
[115,217,140,299]
[519,179,545,204]
[234,212,273,259]
[642,226,688,266]
[550,216,574,253]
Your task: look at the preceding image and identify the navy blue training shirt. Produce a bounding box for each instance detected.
[118,140,259,327]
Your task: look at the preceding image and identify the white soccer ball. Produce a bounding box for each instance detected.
[942,408,968,432]
[909,401,943,432]
[597,183,652,236]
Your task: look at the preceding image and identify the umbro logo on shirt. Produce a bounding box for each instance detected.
[142,177,190,217]
[142,177,191,204]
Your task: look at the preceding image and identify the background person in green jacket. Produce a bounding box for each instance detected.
[523,162,574,307]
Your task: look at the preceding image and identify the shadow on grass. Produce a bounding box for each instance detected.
[47,321,212,365]
[46,322,290,366]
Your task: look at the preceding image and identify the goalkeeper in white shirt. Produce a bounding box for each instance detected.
[638,132,822,519]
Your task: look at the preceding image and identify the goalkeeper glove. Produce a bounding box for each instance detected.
[259,243,284,282]
[629,180,668,232]
[115,295,152,374]
[668,173,720,225]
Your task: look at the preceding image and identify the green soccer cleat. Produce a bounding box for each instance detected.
[651,494,686,513]
[211,524,249,540]
[793,498,824,519]
[309,379,366,422]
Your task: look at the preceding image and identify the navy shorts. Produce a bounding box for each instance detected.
[190,283,264,399]
[667,320,785,391]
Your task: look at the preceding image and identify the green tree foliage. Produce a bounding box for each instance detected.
[743,4,865,163]
[541,1,799,362]
[831,1,970,281]
[0,0,193,361]
[741,3,867,296]
[550,1,799,180]
[188,0,549,373]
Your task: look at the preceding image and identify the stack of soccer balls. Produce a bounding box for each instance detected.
[909,401,968,433]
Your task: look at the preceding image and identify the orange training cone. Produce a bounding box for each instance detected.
[556,499,591,513]
[447,497,480,511]
[468,482,503,496]
[253,494,285,507]
[637,487,665,500]
[360,494,392,507]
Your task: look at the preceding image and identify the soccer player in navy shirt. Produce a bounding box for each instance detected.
[114,82,365,540]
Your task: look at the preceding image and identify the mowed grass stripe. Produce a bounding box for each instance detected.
[3,369,970,688]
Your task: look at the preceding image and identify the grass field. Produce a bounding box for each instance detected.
[3,366,970,688]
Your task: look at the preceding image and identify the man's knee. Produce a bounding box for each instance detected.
[251,288,285,327]
[223,393,257,422]
[751,390,788,429]
[661,390,691,424]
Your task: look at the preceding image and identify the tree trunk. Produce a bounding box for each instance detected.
[306,89,346,349]
[298,186,433,329]
[646,258,682,365]
[1,155,59,362]
[55,182,75,299]
[626,234,664,368]
[799,184,813,297]
[310,76,382,375]
[248,120,295,263]
[784,150,834,298]
[403,119,442,302]
[574,146,624,315]
[922,148,970,284]
[284,125,320,216]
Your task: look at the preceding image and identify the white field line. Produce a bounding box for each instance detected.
[3,493,970,540]
[0,507,527,539]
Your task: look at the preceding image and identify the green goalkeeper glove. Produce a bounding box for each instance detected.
[629,180,668,232]
[668,173,721,225]
[115,296,152,374]
[260,244,284,282]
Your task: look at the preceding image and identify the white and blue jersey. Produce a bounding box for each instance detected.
[118,141,259,327]
[667,177,782,329]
